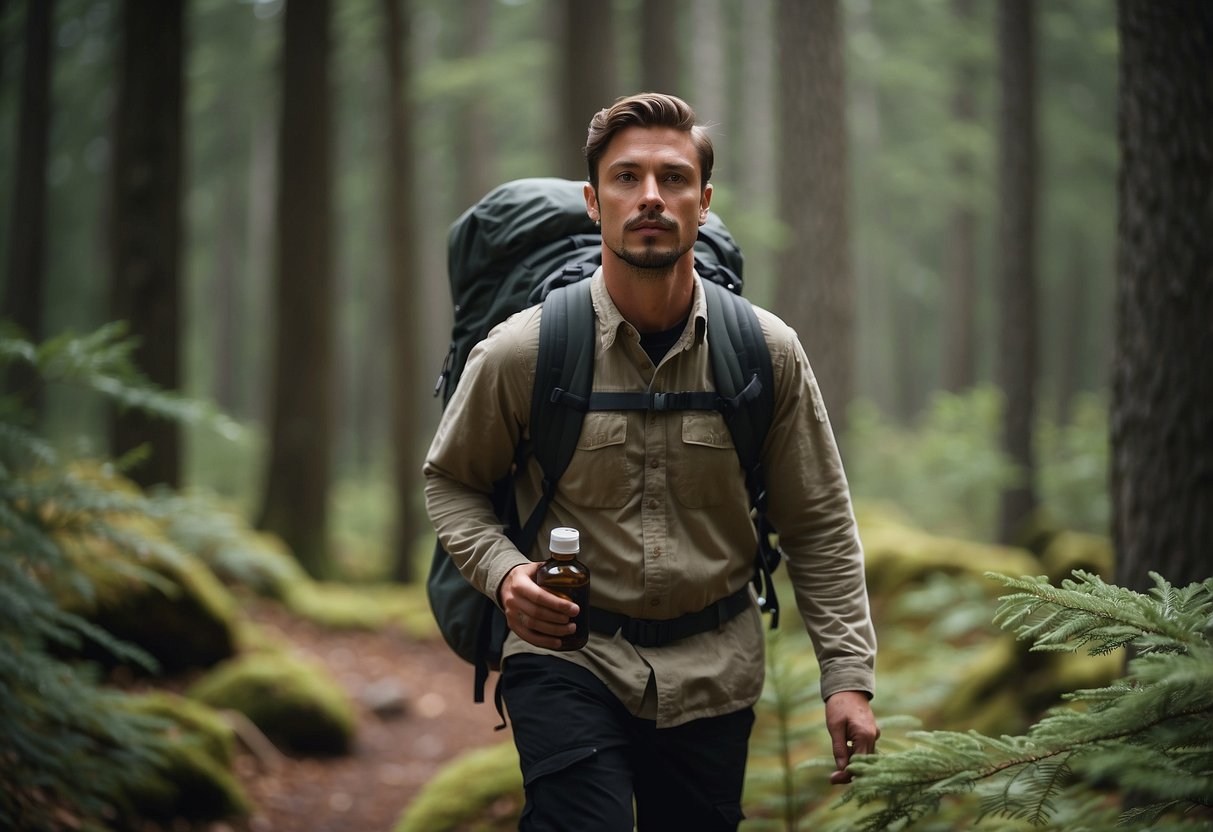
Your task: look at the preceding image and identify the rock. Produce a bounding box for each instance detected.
[360,677,411,719]
[187,650,357,756]
[56,529,239,674]
[393,742,522,832]
[117,691,251,822]
[856,505,1040,596]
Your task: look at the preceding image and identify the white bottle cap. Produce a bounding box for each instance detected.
[549,527,580,554]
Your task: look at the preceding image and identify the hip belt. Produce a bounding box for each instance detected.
[587,585,753,648]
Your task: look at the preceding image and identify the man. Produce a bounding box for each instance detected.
[424,92,877,831]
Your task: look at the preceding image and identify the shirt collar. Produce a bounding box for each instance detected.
[590,267,709,354]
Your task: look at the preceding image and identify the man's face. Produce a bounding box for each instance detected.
[585,126,712,274]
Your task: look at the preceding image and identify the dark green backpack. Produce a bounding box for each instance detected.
[428,178,782,710]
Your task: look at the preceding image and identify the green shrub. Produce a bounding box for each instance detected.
[0,323,247,830]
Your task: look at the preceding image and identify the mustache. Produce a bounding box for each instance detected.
[624,212,678,232]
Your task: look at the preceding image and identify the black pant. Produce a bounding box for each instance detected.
[502,653,754,832]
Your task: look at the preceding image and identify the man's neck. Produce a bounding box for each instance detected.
[600,251,696,334]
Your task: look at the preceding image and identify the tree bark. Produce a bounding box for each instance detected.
[775,0,855,436]
[109,0,184,489]
[640,0,681,98]
[453,0,495,211]
[994,0,1039,544]
[383,0,424,582]
[559,0,617,180]
[3,0,54,405]
[1112,0,1213,591]
[941,0,980,394]
[1055,232,1089,426]
[258,0,336,577]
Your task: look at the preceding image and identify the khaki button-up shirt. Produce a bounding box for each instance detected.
[424,270,875,728]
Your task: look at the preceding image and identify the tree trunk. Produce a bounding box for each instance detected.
[258,0,336,578]
[213,114,244,415]
[691,0,726,175]
[640,0,681,98]
[453,0,495,211]
[3,0,54,406]
[1055,232,1089,426]
[383,0,423,582]
[559,0,617,180]
[774,0,855,436]
[244,107,276,423]
[1112,0,1213,592]
[109,0,184,489]
[941,0,980,394]
[736,0,775,303]
[994,0,1039,545]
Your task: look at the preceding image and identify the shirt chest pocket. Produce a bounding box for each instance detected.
[560,411,632,508]
[671,411,740,508]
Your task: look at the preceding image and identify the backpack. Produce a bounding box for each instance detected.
[428,178,783,712]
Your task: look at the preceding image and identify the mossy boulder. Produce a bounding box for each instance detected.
[156,497,310,600]
[1039,530,1114,582]
[188,650,356,756]
[283,580,435,638]
[857,505,1040,596]
[118,692,251,822]
[56,530,239,674]
[394,741,522,832]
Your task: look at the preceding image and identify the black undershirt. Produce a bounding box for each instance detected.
[638,317,690,366]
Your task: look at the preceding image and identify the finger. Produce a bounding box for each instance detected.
[831,736,851,778]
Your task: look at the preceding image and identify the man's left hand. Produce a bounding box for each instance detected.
[825,690,879,785]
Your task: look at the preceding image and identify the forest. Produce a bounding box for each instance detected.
[0,0,1210,830]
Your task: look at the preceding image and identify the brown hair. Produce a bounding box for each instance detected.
[583,92,714,190]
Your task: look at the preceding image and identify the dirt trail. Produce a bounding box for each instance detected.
[214,601,507,832]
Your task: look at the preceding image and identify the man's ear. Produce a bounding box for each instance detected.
[584,183,600,223]
[699,182,713,225]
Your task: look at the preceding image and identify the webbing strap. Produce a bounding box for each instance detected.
[549,373,766,415]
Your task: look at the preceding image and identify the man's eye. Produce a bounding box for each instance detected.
[618,172,636,182]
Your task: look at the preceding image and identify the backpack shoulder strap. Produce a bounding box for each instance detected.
[701,280,783,627]
[516,278,595,553]
[702,279,773,477]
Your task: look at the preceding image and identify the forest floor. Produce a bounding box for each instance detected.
[177,599,507,832]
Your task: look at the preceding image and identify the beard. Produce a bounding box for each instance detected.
[610,213,693,273]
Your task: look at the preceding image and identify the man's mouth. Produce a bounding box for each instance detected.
[625,216,677,233]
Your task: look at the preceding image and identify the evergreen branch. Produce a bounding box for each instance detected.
[989,571,1210,654]
[843,571,1213,830]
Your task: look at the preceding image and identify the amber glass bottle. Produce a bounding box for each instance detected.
[535,527,590,650]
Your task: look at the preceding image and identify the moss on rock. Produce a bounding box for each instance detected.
[118,692,250,822]
[394,741,522,832]
[857,505,1039,596]
[283,580,435,638]
[187,649,356,756]
[1039,530,1113,582]
[56,529,239,674]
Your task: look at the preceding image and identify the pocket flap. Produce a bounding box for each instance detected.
[576,411,627,450]
[681,412,734,449]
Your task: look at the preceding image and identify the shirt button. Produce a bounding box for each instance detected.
[653,547,662,557]
[647,499,658,510]
[650,459,660,469]
[649,599,661,608]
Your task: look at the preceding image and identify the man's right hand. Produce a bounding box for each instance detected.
[498,562,579,649]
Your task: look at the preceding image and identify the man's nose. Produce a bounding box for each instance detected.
[638,173,664,212]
